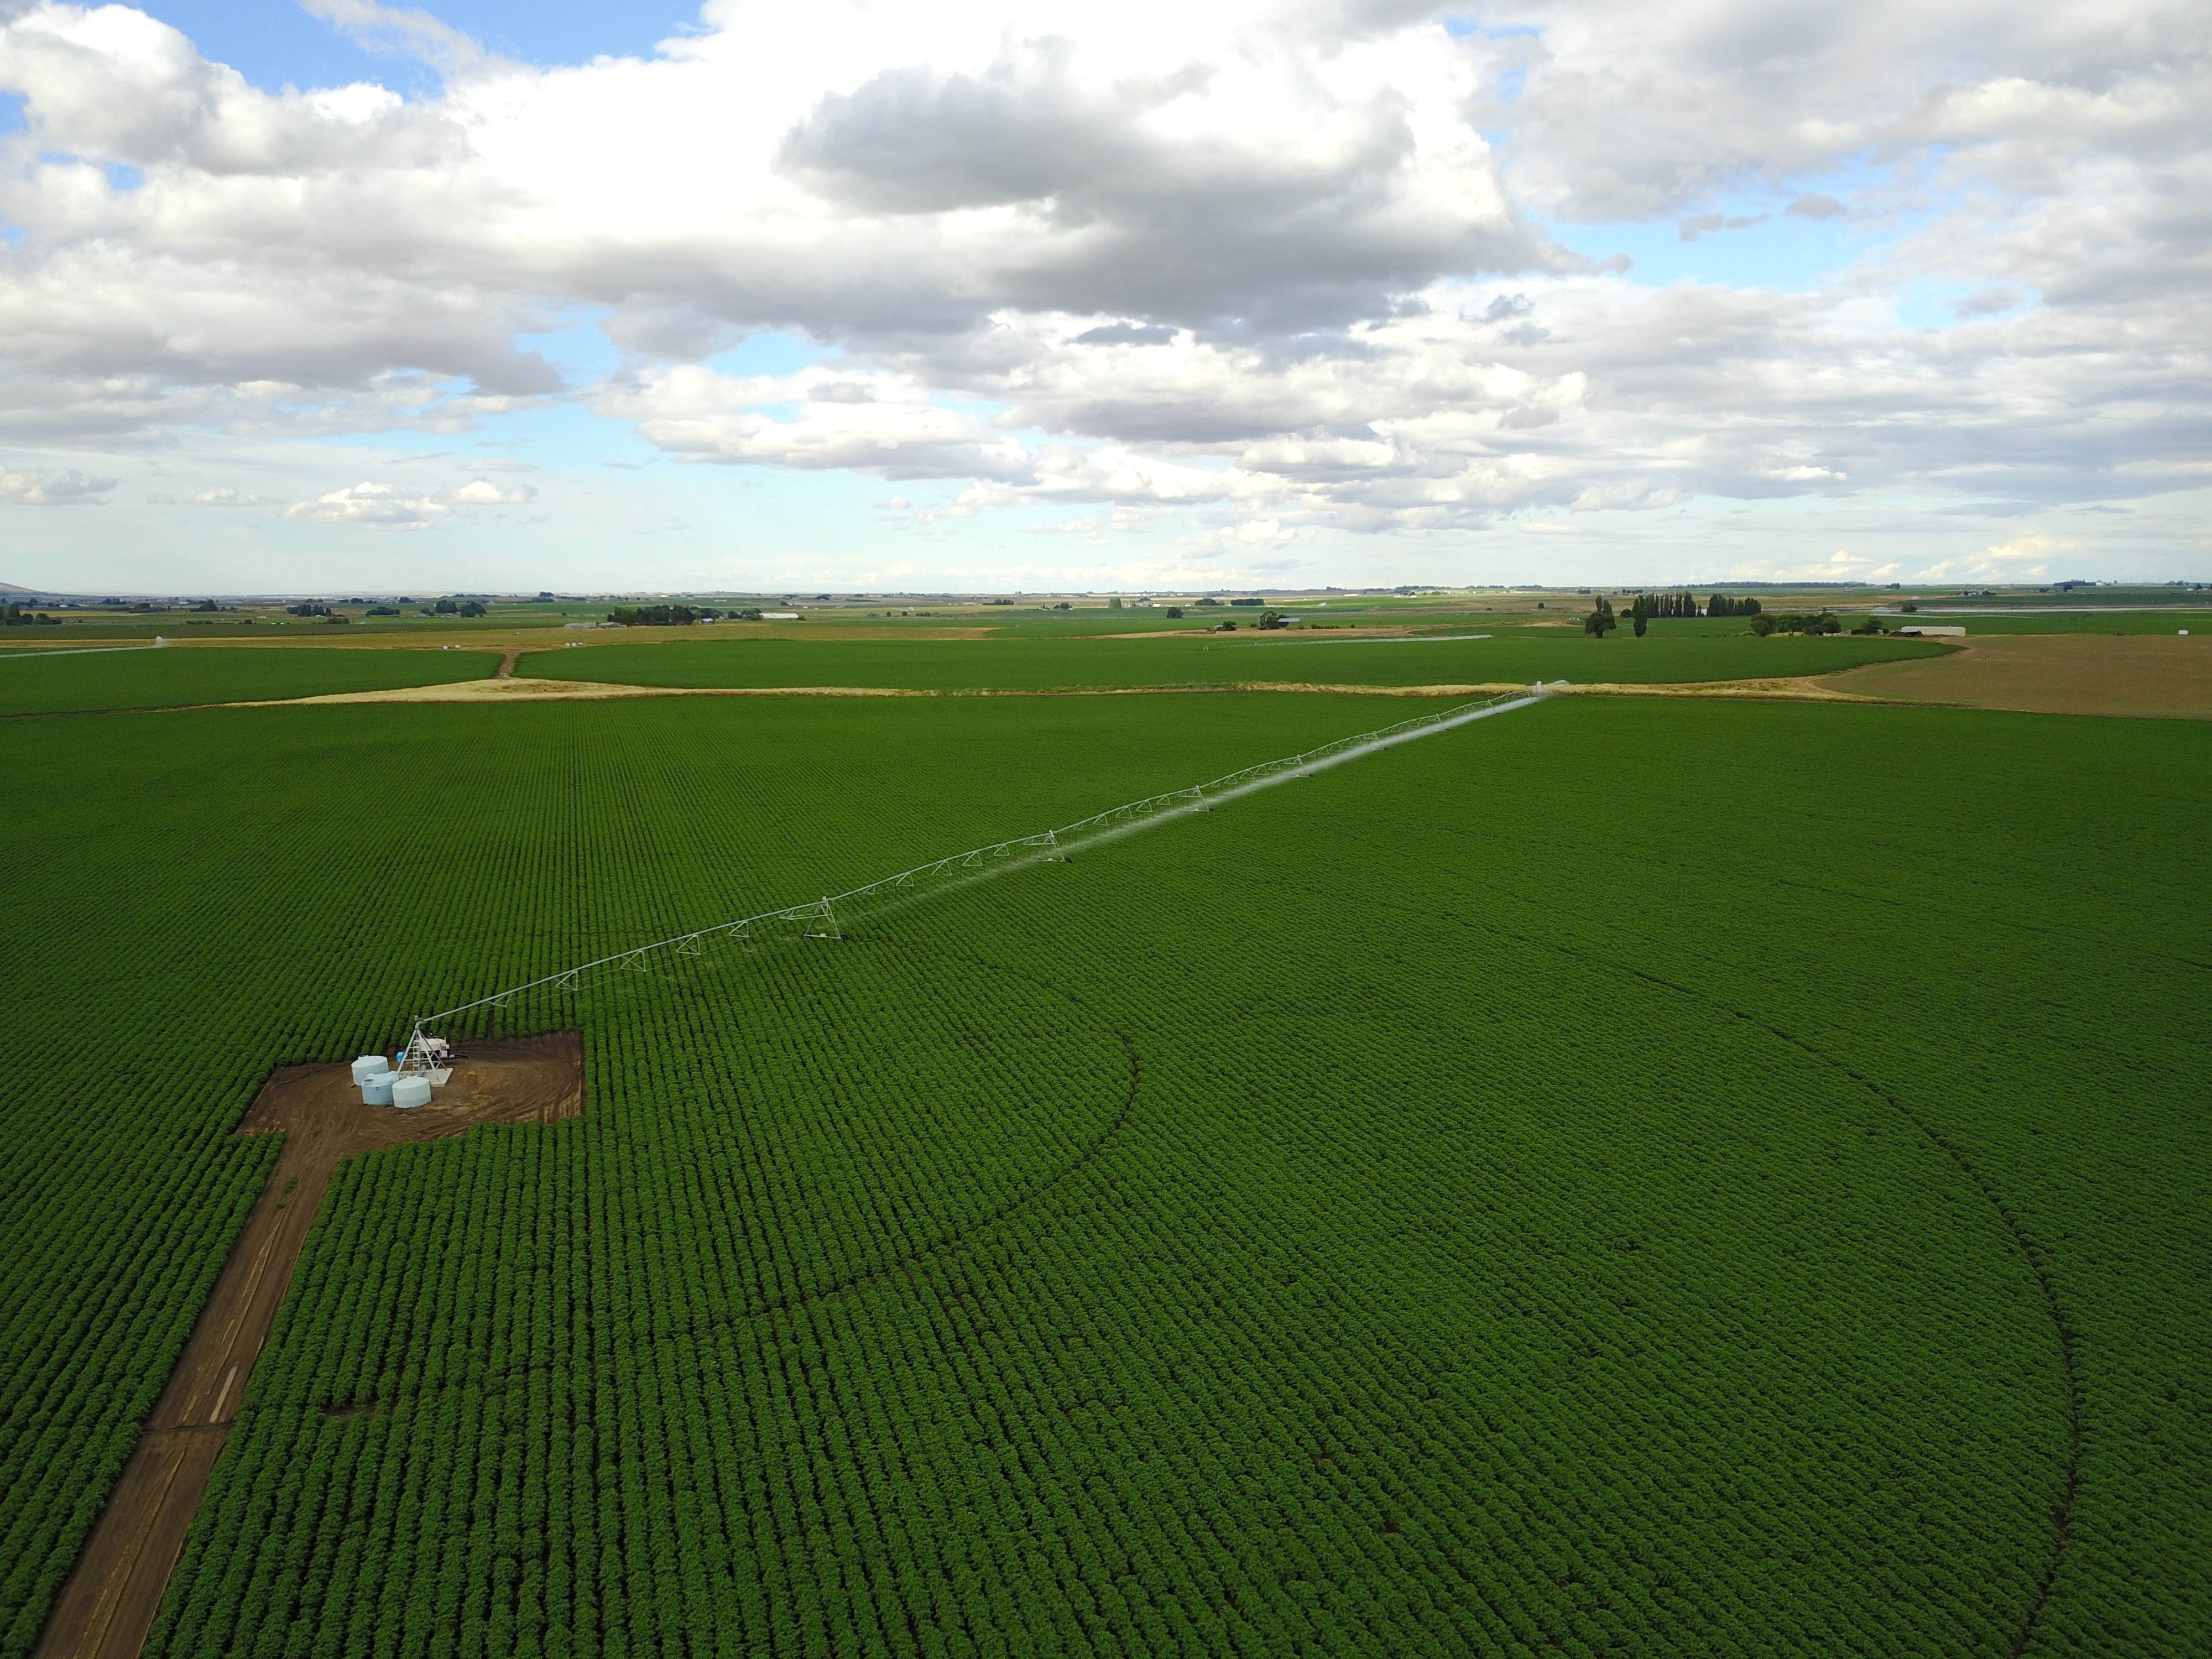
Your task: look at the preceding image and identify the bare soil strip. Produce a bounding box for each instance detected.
[264,676,941,705]
[36,1036,583,1659]
[1823,632,2211,719]
[215,672,1882,708]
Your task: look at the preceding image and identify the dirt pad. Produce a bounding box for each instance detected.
[36,1034,582,1659]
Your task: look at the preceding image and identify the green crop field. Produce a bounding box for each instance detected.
[0,646,498,716]
[525,629,1944,692]
[2,687,2204,1658]
[1874,609,2212,635]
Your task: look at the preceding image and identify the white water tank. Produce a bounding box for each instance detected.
[351,1055,393,1084]
[390,1074,432,1109]
[362,1072,396,1106]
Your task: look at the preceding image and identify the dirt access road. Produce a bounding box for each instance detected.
[36,1035,583,1659]
[237,672,1879,708]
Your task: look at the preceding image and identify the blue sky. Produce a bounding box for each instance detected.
[145,0,692,88]
[0,0,2200,592]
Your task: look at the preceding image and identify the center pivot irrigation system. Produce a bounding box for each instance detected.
[394,685,1553,1074]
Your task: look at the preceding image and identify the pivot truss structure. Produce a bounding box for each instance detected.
[400,684,1550,1057]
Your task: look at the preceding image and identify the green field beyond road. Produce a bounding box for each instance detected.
[2,689,2203,1657]
[526,628,1945,692]
[1874,609,2212,634]
[0,646,499,716]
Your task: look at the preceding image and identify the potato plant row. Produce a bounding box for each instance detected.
[0,693,1385,1659]
[149,728,2097,1656]
[0,646,500,717]
[6,692,2209,1657]
[148,890,2070,1657]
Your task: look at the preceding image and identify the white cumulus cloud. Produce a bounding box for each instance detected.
[283,476,536,528]
[0,0,2201,561]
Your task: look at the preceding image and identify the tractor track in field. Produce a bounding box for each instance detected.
[291,938,1144,1425]
[1433,905,2084,1658]
[34,935,1136,1659]
[35,1037,583,1659]
[1249,791,2085,1659]
[1620,959,2080,1658]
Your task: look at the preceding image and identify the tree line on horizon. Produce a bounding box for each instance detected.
[1584,593,1764,636]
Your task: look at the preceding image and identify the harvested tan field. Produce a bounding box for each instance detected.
[1824,632,2212,719]
[37,1036,582,1659]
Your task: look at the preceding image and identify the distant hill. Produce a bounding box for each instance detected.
[1,582,128,603]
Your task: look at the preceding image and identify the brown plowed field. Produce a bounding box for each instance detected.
[35,1034,583,1659]
[1823,631,2212,718]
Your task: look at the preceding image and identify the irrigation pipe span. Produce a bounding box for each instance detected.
[401,684,1551,1057]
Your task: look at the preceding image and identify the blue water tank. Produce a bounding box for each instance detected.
[362,1072,397,1105]
[390,1074,432,1109]
[351,1055,393,1085]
